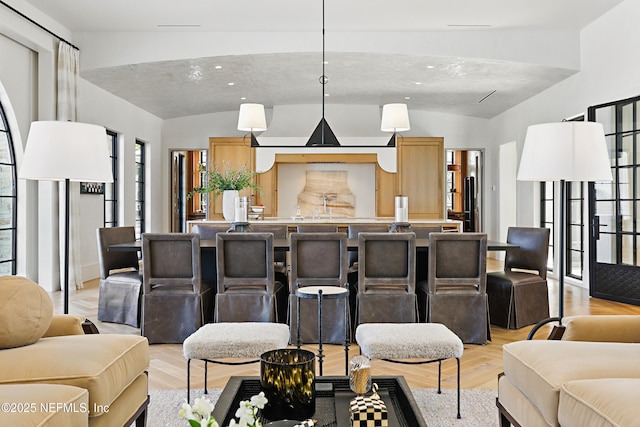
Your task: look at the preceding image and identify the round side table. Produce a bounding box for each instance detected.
[295,285,350,375]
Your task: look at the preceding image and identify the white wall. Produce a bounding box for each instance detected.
[488,0,640,229]
[77,80,162,279]
[1,1,163,287]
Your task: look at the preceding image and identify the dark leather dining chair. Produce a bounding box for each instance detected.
[356,232,417,326]
[191,224,230,239]
[486,227,550,329]
[250,224,290,323]
[346,225,389,327]
[141,233,213,343]
[419,232,489,344]
[289,232,349,344]
[96,226,142,327]
[215,232,280,322]
[411,225,444,288]
[296,224,339,233]
[191,224,230,291]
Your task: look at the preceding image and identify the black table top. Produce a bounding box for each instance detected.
[109,237,516,252]
[212,376,428,427]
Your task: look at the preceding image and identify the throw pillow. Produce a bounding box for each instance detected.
[0,276,53,349]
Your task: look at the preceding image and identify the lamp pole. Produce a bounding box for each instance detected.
[63,178,70,314]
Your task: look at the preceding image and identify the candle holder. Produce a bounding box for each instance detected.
[235,196,248,222]
[391,195,412,232]
[260,349,316,421]
[349,355,371,395]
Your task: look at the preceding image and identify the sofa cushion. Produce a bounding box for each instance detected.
[0,334,149,416]
[561,315,640,342]
[559,378,640,427]
[503,340,640,427]
[0,383,88,427]
[0,276,53,349]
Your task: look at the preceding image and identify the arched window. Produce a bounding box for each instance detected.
[0,101,17,275]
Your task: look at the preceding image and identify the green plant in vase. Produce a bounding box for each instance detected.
[187,161,262,221]
[187,161,262,199]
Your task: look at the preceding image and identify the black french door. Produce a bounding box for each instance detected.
[589,94,640,305]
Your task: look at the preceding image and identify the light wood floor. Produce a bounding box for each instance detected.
[51,260,640,391]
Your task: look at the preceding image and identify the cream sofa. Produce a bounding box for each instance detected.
[0,276,150,427]
[497,315,640,427]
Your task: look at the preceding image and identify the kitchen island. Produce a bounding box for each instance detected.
[187,217,462,233]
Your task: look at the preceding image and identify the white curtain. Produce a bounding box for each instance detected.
[57,42,83,290]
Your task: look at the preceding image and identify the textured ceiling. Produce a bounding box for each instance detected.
[81,53,575,119]
[18,0,624,119]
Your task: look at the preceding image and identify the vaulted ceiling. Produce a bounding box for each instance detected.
[20,0,624,119]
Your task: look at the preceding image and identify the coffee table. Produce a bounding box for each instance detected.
[212,376,428,427]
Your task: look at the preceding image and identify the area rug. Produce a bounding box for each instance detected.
[148,387,499,427]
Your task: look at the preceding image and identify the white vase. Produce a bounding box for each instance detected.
[222,190,239,221]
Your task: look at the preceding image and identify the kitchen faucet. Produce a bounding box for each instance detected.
[322,192,337,214]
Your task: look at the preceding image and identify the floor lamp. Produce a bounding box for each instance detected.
[517,121,612,338]
[19,121,113,314]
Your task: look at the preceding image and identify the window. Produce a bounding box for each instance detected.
[104,130,118,227]
[0,101,17,276]
[540,181,554,271]
[192,150,207,213]
[566,182,584,279]
[445,150,455,211]
[135,141,145,239]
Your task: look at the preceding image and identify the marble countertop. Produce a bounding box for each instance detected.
[188,217,462,225]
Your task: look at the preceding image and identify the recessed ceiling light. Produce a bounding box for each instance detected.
[447,24,491,27]
[427,65,434,69]
[157,24,202,28]
[228,82,235,86]
[240,97,246,100]
[323,61,329,65]
[324,93,330,97]
[404,97,411,100]
[215,65,222,69]
[414,82,422,85]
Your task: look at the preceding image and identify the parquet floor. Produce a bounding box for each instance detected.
[50,259,640,392]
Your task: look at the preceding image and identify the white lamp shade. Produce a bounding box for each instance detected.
[237,103,267,132]
[517,122,613,182]
[19,121,113,183]
[381,103,410,132]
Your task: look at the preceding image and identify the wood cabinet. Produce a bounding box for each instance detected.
[208,137,256,219]
[397,137,445,219]
[207,137,443,219]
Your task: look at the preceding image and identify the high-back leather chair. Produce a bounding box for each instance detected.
[356,232,417,325]
[215,232,279,322]
[250,224,290,323]
[346,225,389,327]
[96,226,142,327]
[191,224,230,290]
[486,227,550,329]
[411,225,443,238]
[411,225,444,288]
[141,233,213,343]
[296,224,339,233]
[191,224,230,239]
[289,232,349,344]
[421,232,489,344]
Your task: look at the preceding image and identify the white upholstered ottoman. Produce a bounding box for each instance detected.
[183,322,290,402]
[355,323,464,419]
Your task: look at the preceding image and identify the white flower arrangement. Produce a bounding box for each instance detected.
[179,392,268,427]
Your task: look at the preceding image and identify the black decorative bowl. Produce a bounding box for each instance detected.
[260,349,316,421]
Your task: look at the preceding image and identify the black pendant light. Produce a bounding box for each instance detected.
[306,0,340,147]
